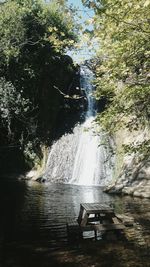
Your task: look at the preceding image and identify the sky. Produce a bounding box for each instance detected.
[68,0,94,23]
[67,0,95,63]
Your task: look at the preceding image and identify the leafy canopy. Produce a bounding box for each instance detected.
[83,0,150,155]
[0,0,77,164]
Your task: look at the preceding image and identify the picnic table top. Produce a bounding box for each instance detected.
[80,203,114,214]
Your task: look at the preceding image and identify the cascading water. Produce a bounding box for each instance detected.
[69,66,112,185]
[44,66,113,186]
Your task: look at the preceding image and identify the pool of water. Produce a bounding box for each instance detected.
[0,177,149,267]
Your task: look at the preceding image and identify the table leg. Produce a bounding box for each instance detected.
[80,212,89,227]
[77,205,84,225]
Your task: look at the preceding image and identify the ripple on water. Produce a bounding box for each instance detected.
[0,181,150,267]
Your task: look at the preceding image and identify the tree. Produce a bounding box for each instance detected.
[0,0,77,166]
[83,0,150,155]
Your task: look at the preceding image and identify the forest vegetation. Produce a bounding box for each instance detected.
[0,0,78,171]
[82,0,150,157]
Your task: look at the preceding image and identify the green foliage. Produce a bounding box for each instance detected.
[84,0,150,155]
[89,1,150,124]
[0,78,30,136]
[0,0,25,63]
[123,139,150,159]
[0,0,77,65]
[96,84,150,133]
[0,0,77,167]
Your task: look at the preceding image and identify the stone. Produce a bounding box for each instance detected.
[26,170,37,179]
[115,184,124,191]
[122,187,134,195]
[133,191,142,197]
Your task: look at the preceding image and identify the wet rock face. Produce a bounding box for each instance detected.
[105,128,150,198]
[105,155,150,198]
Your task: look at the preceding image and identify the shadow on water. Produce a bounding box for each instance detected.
[0,181,149,267]
[0,176,27,243]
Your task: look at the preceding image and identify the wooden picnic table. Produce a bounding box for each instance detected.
[78,203,115,227]
[67,202,128,241]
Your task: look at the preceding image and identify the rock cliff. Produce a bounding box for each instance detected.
[105,127,150,198]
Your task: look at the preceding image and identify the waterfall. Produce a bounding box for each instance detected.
[44,66,113,186]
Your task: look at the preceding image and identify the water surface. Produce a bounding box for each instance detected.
[0,177,149,267]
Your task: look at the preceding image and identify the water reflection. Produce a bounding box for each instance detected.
[0,180,149,267]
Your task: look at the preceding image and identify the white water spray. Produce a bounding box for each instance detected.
[44,66,113,186]
[69,66,109,185]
